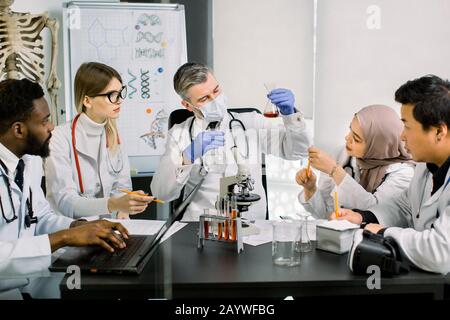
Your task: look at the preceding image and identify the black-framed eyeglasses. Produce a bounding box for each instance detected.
[90,85,127,104]
[0,174,18,223]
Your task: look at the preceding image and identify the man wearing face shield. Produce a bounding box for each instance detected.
[151,62,312,221]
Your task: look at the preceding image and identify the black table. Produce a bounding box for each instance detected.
[60,223,446,299]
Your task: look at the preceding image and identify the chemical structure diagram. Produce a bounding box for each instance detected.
[88,18,128,63]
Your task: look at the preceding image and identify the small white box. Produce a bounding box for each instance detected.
[316,220,360,254]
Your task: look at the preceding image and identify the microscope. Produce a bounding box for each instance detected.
[217,146,260,214]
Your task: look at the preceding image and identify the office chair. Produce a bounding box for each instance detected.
[168,108,194,128]
[167,107,269,220]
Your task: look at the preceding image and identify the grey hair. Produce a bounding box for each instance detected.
[173,62,211,101]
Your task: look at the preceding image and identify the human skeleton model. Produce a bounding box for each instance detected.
[0,0,60,123]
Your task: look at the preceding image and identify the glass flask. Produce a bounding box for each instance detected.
[296,216,312,253]
[263,82,279,118]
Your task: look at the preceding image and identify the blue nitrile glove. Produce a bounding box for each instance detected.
[183,131,225,163]
[267,88,296,115]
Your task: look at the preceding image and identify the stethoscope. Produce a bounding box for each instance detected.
[342,157,356,178]
[0,160,37,228]
[72,113,124,194]
[188,111,250,161]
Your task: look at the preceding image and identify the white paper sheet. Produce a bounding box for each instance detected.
[106,219,166,235]
[319,219,359,231]
[243,220,274,246]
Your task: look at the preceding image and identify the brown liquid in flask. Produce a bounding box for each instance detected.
[264,111,279,118]
[263,90,279,118]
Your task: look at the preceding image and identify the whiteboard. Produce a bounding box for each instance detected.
[62,1,187,175]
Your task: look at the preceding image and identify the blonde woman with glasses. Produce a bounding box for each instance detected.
[45,62,153,219]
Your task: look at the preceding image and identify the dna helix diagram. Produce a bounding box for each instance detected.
[137,13,161,27]
[136,31,163,43]
[140,109,168,150]
[127,69,137,99]
[140,69,150,99]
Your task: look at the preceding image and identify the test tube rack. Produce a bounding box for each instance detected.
[198,214,244,253]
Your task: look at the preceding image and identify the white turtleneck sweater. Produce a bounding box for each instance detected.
[44,112,132,219]
[78,113,105,198]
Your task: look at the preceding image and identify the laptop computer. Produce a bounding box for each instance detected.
[49,221,169,275]
[50,184,197,275]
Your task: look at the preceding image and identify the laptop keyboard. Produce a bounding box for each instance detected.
[90,235,148,268]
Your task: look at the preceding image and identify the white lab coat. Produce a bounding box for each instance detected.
[370,162,450,274]
[151,110,311,221]
[298,147,415,219]
[44,115,132,219]
[0,155,73,294]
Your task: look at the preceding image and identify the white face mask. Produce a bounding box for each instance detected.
[195,93,227,122]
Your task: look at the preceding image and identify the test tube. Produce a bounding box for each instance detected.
[216,195,220,213]
[231,209,237,241]
[232,195,238,214]
[223,196,229,240]
[230,196,238,241]
[224,216,230,240]
[218,218,223,240]
[223,195,227,216]
[213,218,220,240]
[203,208,210,239]
[204,218,209,239]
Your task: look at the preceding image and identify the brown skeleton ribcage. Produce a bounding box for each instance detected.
[0,11,60,123]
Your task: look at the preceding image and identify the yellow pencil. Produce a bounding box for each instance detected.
[306,159,311,177]
[119,189,165,204]
[334,191,340,218]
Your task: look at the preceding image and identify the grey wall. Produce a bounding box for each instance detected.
[212,0,314,118]
[314,0,450,153]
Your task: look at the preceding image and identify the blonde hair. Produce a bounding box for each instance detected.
[74,62,121,151]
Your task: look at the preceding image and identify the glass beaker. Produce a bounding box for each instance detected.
[263,82,279,118]
[296,217,312,253]
[202,123,227,174]
[272,221,301,267]
[203,146,227,174]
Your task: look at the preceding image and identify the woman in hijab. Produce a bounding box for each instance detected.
[296,105,415,219]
